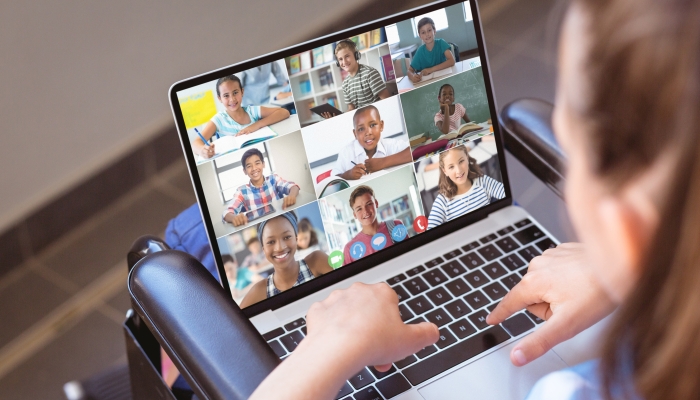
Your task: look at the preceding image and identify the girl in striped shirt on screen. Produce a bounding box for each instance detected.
[427,145,505,229]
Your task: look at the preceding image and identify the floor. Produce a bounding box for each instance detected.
[0,1,572,398]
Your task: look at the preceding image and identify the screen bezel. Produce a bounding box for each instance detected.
[168,0,513,317]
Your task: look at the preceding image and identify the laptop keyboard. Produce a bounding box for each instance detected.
[261,218,555,399]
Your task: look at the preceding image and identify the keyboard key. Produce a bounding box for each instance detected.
[467,310,490,330]
[436,328,458,349]
[487,303,499,312]
[525,310,544,324]
[422,269,449,286]
[464,270,489,288]
[268,340,286,358]
[518,246,540,262]
[398,304,415,322]
[501,274,521,290]
[441,260,467,278]
[448,319,477,339]
[406,265,426,277]
[500,254,526,271]
[403,277,430,295]
[483,261,508,280]
[262,327,285,341]
[284,318,305,331]
[375,373,412,399]
[461,241,480,251]
[424,257,445,268]
[408,316,427,324]
[392,285,410,302]
[279,330,304,352]
[387,273,407,285]
[459,252,485,270]
[395,354,417,368]
[416,344,438,359]
[369,365,397,379]
[403,326,511,385]
[444,299,471,319]
[336,382,353,400]
[445,278,471,297]
[479,233,498,244]
[349,368,375,390]
[425,287,453,306]
[425,308,453,327]
[494,236,519,254]
[407,295,434,315]
[513,225,545,245]
[518,267,528,276]
[464,290,489,310]
[443,248,463,260]
[301,326,307,335]
[535,238,556,252]
[497,226,515,235]
[477,244,503,261]
[354,385,384,400]
[501,313,536,336]
[514,218,531,228]
[483,282,508,301]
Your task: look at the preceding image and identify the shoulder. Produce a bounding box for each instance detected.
[306,251,333,274]
[245,105,261,117]
[240,279,268,307]
[526,361,601,400]
[434,194,448,205]
[456,103,466,113]
[381,137,408,152]
[393,219,403,226]
[436,38,450,49]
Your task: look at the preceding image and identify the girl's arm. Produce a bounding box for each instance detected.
[436,104,451,135]
[422,51,456,75]
[239,279,267,308]
[237,106,290,135]
[461,106,471,124]
[191,121,218,158]
[249,283,438,400]
[427,195,448,230]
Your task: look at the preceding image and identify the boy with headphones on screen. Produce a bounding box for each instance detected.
[320,39,391,119]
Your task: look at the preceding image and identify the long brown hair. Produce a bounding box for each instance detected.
[437,145,483,199]
[573,0,700,398]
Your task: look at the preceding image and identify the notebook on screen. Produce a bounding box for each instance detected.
[168,1,585,398]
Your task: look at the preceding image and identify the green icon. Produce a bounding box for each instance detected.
[328,250,344,269]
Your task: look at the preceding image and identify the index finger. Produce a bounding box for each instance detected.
[486,277,544,325]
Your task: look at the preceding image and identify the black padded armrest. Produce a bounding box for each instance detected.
[499,98,566,197]
[128,251,279,400]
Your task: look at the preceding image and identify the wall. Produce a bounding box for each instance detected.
[266,132,315,196]
[0,0,375,232]
[395,3,478,55]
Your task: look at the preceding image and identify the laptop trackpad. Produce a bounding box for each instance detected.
[418,341,567,400]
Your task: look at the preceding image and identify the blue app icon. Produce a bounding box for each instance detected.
[391,224,408,242]
[351,242,366,259]
[371,233,387,251]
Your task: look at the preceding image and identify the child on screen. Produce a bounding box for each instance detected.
[407,17,456,83]
[434,84,471,134]
[427,145,505,229]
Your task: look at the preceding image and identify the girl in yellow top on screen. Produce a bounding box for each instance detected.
[408,17,456,84]
[192,75,290,159]
[320,40,391,119]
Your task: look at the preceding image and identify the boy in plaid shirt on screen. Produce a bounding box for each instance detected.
[223,148,300,227]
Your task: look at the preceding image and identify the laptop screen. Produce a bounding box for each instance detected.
[170,0,510,314]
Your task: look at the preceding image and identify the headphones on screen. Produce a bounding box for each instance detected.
[334,39,361,67]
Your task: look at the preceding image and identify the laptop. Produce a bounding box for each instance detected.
[169,1,603,398]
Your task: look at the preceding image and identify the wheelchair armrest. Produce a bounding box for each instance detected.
[499,98,566,197]
[128,250,279,400]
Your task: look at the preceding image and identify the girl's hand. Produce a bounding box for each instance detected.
[200,143,215,158]
[306,283,439,371]
[236,124,258,136]
[486,243,616,366]
[440,102,450,116]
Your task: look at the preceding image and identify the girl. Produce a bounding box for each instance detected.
[239,212,332,308]
[434,83,471,135]
[296,218,319,250]
[407,17,456,83]
[192,75,290,159]
[251,0,700,399]
[427,145,505,229]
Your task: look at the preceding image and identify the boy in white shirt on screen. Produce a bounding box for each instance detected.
[330,105,412,180]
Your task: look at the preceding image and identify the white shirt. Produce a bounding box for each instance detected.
[331,137,409,176]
